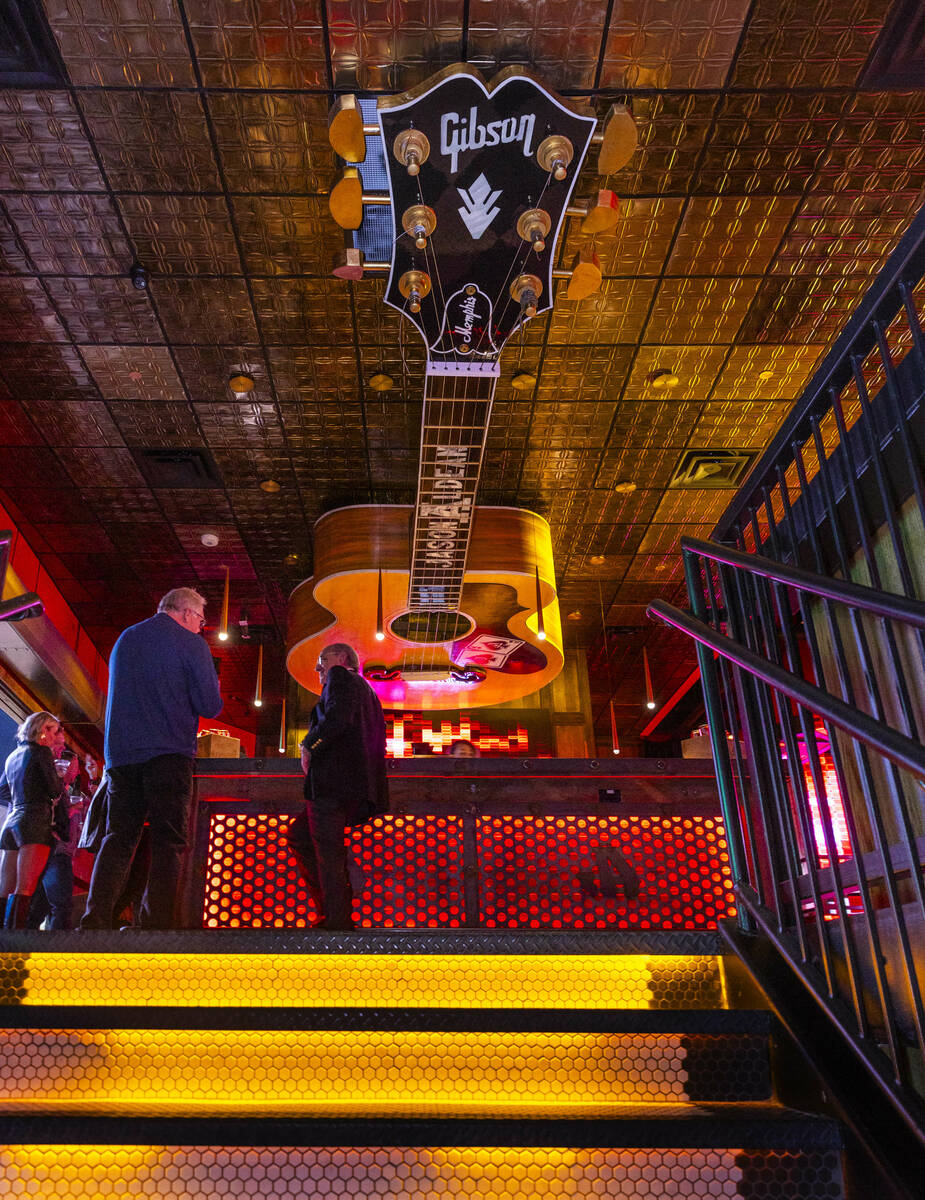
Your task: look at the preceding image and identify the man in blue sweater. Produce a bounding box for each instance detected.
[80,587,223,929]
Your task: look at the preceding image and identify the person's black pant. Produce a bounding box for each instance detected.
[80,754,194,930]
[28,853,74,930]
[286,802,358,929]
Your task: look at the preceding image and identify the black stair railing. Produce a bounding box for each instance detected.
[647,200,925,1156]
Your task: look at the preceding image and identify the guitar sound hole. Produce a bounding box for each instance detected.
[390,610,473,643]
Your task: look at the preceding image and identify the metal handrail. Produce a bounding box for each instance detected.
[681,536,925,629]
[647,599,925,782]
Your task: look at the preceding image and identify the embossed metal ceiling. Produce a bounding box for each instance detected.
[0,0,921,749]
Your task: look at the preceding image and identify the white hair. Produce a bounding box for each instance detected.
[17,711,59,744]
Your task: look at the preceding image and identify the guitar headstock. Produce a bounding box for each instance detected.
[336,67,596,363]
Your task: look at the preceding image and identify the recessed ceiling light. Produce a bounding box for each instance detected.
[200,532,219,547]
[284,553,299,566]
[368,373,394,392]
[614,480,637,494]
[229,372,255,396]
[757,369,774,380]
[567,609,583,621]
[512,372,537,391]
[259,479,281,493]
[648,369,679,389]
[590,555,606,565]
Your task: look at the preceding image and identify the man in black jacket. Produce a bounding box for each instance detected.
[286,642,388,930]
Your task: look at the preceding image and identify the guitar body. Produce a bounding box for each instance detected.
[287,504,563,709]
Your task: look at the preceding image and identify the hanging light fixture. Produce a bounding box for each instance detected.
[218,565,230,641]
[534,566,546,641]
[643,646,656,710]
[278,695,287,755]
[253,643,263,708]
[375,569,385,641]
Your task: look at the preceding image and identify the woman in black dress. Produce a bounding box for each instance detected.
[0,711,65,928]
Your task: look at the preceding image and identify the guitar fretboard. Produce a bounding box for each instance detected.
[408,361,500,611]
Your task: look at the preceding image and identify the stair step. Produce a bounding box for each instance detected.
[0,929,726,1011]
[0,1123,845,1199]
[0,1024,772,1114]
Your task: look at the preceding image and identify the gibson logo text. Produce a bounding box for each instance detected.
[440,107,536,174]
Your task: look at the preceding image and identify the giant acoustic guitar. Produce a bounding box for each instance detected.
[287,66,602,709]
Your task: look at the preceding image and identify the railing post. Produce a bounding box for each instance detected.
[682,548,754,933]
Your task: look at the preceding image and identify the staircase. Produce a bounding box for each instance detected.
[0,927,844,1197]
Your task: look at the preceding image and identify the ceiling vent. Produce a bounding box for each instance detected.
[859,0,925,89]
[669,448,756,489]
[0,0,67,85]
[133,448,224,490]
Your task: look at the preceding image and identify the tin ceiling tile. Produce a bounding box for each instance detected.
[712,345,825,401]
[20,399,123,446]
[40,522,117,553]
[772,190,925,278]
[527,400,616,449]
[279,400,366,453]
[1,485,89,526]
[645,277,760,344]
[0,209,31,274]
[80,90,220,193]
[600,0,751,89]
[44,0,195,85]
[696,91,848,196]
[157,488,234,523]
[547,279,657,345]
[611,577,686,608]
[738,273,871,344]
[607,401,701,448]
[596,445,686,490]
[561,197,684,278]
[269,345,361,401]
[651,486,738,524]
[623,344,729,400]
[117,194,242,276]
[81,345,185,401]
[64,445,150,490]
[618,551,685,584]
[185,0,328,89]
[692,400,792,447]
[0,343,97,401]
[234,196,340,276]
[352,279,410,346]
[558,486,663,529]
[208,92,335,194]
[43,276,164,345]
[520,446,601,488]
[637,521,714,555]
[108,400,203,447]
[557,522,646,558]
[155,278,259,345]
[0,91,104,191]
[192,401,286,449]
[83,488,164,523]
[173,347,266,404]
[209,448,293,490]
[328,0,463,90]
[357,345,429,399]
[467,0,603,90]
[106,519,186,559]
[667,196,799,275]
[4,193,128,275]
[536,345,634,403]
[730,0,894,89]
[0,276,67,341]
[598,94,719,197]
[0,401,42,446]
[814,92,925,194]
[252,277,354,345]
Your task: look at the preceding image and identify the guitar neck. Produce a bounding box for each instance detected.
[408,360,500,611]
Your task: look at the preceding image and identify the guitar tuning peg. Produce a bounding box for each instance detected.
[516,208,552,254]
[332,248,367,280]
[536,134,574,181]
[393,129,430,176]
[597,103,638,175]
[328,95,367,163]
[402,204,437,250]
[510,273,543,319]
[399,269,431,313]
[329,167,364,230]
[566,247,602,302]
[579,189,620,236]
